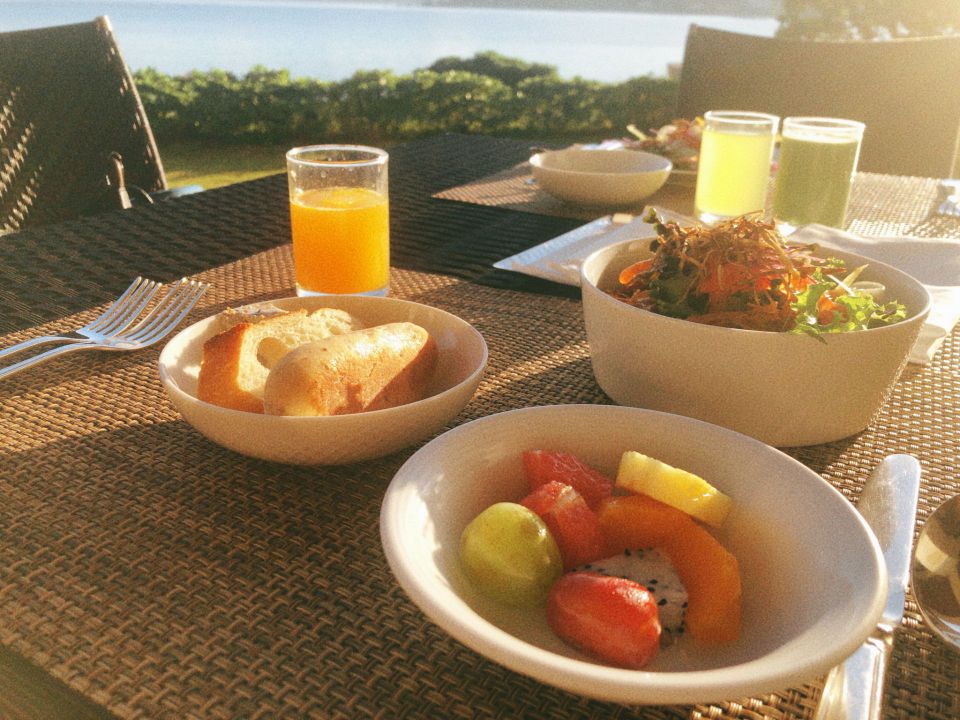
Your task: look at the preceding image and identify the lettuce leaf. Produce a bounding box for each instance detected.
[791,269,906,338]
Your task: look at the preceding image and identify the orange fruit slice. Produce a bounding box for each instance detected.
[597,495,741,644]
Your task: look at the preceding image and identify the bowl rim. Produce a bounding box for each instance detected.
[158,294,489,423]
[580,237,933,339]
[379,404,887,704]
[530,147,673,176]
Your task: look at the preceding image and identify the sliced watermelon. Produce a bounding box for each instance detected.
[519,481,604,570]
[574,548,687,644]
[522,450,613,510]
[547,571,661,669]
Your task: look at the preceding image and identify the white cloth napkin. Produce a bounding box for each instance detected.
[791,224,960,365]
[492,207,693,286]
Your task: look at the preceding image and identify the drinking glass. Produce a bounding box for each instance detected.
[694,111,779,224]
[286,145,390,296]
[772,117,865,232]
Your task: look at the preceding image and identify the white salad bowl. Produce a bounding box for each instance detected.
[530,147,672,206]
[581,239,932,447]
[380,404,886,705]
[158,295,488,465]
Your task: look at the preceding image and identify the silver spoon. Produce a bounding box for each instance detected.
[911,495,960,649]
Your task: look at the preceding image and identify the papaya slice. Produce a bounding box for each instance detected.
[596,493,690,556]
[597,494,741,644]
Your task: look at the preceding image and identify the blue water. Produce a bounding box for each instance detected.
[1,1,778,82]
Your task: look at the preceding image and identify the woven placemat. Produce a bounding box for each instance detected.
[433,161,698,220]
[432,161,948,239]
[1,241,959,719]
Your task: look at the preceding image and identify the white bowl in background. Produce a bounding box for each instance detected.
[580,239,931,447]
[530,147,672,206]
[158,295,488,465]
[380,404,885,705]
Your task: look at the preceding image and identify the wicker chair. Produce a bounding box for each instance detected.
[0,16,169,234]
[676,25,960,178]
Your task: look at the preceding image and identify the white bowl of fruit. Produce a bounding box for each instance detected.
[379,404,885,705]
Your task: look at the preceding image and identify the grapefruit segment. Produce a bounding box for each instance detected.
[522,450,613,510]
[520,481,604,570]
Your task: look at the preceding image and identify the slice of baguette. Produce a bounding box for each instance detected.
[262,322,438,416]
[197,307,364,413]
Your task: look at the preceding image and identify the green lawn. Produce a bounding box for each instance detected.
[159,142,288,190]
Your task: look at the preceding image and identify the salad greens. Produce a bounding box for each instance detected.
[611,210,906,336]
[625,118,702,171]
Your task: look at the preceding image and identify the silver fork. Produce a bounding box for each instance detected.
[0,277,162,362]
[938,179,960,216]
[0,277,209,380]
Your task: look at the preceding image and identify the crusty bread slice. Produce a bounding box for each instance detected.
[262,322,438,416]
[197,308,363,413]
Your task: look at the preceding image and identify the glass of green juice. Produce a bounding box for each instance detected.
[772,117,865,233]
[694,111,779,224]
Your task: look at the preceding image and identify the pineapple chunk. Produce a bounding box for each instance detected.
[616,451,732,528]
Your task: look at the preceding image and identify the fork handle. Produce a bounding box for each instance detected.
[0,342,95,380]
[0,335,87,361]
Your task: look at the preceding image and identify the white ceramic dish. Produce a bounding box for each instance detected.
[581,240,932,447]
[380,404,885,705]
[158,295,488,464]
[530,147,672,207]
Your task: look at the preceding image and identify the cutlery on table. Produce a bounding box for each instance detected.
[0,277,209,380]
[911,493,960,650]
[938,179,960,217]
[0,277,161,361]
[814,454,921,720]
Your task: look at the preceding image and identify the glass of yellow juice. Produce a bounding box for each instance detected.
[772,117,865,233]
[286,145,390,296]
[694,111,779,224]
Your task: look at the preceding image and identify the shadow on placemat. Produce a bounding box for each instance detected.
[0,647,120,720]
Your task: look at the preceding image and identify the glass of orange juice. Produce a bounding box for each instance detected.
[286,145,390,296]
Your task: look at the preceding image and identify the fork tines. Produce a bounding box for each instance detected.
[119,278,209,347]
[91,277,161,336]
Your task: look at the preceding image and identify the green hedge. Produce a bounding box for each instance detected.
[134,52,679,145]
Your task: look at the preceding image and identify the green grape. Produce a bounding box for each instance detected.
[459,502,563,606]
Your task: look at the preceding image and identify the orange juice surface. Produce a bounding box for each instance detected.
[290,186,389,294]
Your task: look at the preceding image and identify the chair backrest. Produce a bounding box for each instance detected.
[0,16,167,233]
[676,24,960,178]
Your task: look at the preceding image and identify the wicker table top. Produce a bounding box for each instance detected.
[0,133,958,719]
